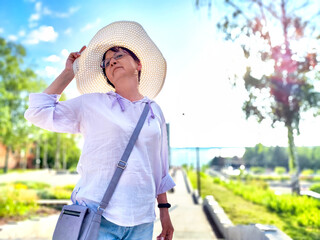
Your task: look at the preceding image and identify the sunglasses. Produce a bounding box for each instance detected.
[100,50,128,69]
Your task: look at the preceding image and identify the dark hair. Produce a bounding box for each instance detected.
[102,46,141,88]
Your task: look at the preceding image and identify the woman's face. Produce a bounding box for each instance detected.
[104,48,142,87]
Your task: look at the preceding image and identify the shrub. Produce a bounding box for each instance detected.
[274,167,286,175]
[14,181,50,190]
[297,210,320,227]
[36,185,74,199]
[310,183,320,194]
[301,169,314,176]
[0,186,38,217]
[62,184,75,191]
[52,187,73,199]
[204,171,320,228]
[213,177,221,184]
[36,189,57,199]
[250,167,265,174]
[68,165,78,174]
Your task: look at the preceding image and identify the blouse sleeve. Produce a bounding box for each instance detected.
[156,108,176,195]
[24,93,82,134]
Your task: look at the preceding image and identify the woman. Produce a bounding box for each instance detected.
[25,21,175,240]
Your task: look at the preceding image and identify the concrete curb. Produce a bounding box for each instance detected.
[203,195,233,238]
[182,169,192,194]
[182,170,203,204]
[203,195,292,240]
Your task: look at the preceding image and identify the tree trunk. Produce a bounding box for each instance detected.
[21,143,28,169]
[18,148,22,169]
[35,140,41,169]
[3,145,10,173]
[54,134,61,170]
[287,125,300,195]
[62,143,67,170]
[43,138,48,169]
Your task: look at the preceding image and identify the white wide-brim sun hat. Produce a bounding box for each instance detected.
[73,21,167,99]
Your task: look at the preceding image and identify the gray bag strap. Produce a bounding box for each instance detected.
[97,103,150,213]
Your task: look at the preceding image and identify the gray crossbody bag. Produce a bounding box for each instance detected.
[52,103,150,240]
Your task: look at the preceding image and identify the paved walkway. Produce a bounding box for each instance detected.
[0,169,80,186]
[152,169,216,240]
[0,169,216,239]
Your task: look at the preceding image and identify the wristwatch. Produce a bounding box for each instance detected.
[158,203,171,208]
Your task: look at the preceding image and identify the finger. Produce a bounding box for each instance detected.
[157,231,166,240]
[69,52,81,59]
[67,54,77,62]
[79,45,86,54]
[162,231,172,240]
[69,52,77,57]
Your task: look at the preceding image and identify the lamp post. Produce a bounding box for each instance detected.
[166,123,171,168]
[196,147,201,197]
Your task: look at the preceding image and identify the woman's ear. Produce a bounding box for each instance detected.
[137,62,142,71]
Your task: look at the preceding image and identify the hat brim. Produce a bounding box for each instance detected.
[73,21,166,99]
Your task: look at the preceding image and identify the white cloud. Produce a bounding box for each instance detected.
[64,28,72,35]
[43,50,70,67]
[28,1,80,26]
[35,2,42,12]
[36,66,59,79]
[18,30,26,37]
[0,28,4,34]
[44,55,61,62]
[24,25,58,45]
[28,2,41,26]
[81,18,101,32]
[45,66,59,78]
[43,6,52,15]
[29,13,40,22]
[61,49,69,58]
[28,22,38,28]
[69,6,80,14]
[8,35,18,41]
[54,6,80,18]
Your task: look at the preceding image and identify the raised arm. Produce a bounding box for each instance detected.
[25,46,87,134]
[43,46,86,94]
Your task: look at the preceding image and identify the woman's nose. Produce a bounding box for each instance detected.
[110,58,117,66]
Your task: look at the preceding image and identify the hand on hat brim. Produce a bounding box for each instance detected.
[66,45,87,73]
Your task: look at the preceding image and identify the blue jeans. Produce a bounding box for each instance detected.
[83,200,154,240]
[98,217,154,240]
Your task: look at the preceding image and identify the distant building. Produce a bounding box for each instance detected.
[0,142,35,169]
[211,156,244,169]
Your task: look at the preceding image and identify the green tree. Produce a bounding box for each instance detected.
[0,38,44,173]
[218,0,320,194]
[271,146,288,169]
[38,131,81,170]
[243,143,266,167]
[311,147,320,170]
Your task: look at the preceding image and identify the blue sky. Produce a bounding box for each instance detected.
[1,0,320,153]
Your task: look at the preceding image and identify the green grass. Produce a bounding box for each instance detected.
[187,170,320,240]
[229,174,320,182]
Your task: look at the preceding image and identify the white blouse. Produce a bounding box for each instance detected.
[24,91,175,227]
